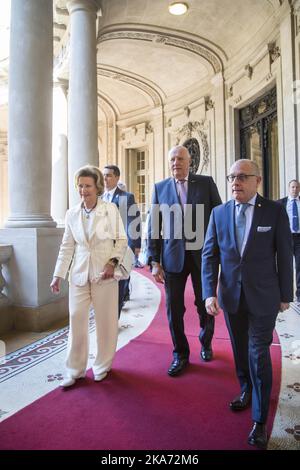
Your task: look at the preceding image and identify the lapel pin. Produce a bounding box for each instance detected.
[258,204,261,207]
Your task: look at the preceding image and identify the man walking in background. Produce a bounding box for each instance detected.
[103,165,141,316]
[278,179,300,303]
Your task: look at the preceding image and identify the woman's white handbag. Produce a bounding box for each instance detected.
[114,246,135,280]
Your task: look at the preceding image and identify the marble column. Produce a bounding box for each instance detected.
[0,0,69,332]
[279,3,298,182]
[67,0,100,206]
[51,84,68,226]
[211,72,227,200]
[5,0,56,228]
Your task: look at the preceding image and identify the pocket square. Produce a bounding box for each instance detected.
[257,226,272,232]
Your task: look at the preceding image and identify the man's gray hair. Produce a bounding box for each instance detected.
[232,159,260,176]
[168,145,191,159]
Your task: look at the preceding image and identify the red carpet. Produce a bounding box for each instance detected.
[0,268,281,450]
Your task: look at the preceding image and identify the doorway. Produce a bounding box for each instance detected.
[127,147,149,222]
[239,87,279,200]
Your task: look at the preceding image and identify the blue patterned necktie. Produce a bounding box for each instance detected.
[235,203,249,254]
[103,192,111,202]
[293,199,299,232]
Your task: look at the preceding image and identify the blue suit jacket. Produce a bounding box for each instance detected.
[147,173,222,272]
[202,194,293,316]
[111,187,141,251]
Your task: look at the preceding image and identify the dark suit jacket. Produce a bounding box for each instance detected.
[277,196,300,232]
[202,194,293,316]
[111,187,141,251]
[147,173,222,272]
[277,196,288,208]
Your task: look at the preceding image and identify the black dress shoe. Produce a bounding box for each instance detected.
[229,391,252,411]
[248,422,268,449]
[200,346,213,362]
[167,358,189,377]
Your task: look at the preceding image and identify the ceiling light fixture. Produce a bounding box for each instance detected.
[168,2,188,16]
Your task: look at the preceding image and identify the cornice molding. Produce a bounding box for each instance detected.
[67,0,99,15]
[97,66,164,107]
[97,92,118,123]
[98,27,224,74]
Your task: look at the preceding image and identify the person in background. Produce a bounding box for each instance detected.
[202,159,293,448]
[50,165,127,387]
[102,165,142,315]
[147,145,222,377]
[117,181,127,191]
[277,179,300,303]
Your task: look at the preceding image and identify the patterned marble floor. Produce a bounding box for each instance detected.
[0,271,161,422]
[0,272,299,449]
[268,302,300,449]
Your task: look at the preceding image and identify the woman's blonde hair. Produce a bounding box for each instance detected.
[74,165,104,195]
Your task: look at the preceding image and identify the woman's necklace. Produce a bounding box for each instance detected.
[82,201,97,219]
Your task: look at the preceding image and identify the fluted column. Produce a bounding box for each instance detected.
[67,0,99,206]
[5,0,56,228]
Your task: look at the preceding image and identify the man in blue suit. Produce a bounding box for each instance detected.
[103,165,141,316]
[202,159,293,449]
[277,179,300,302]
[147,145,222,377]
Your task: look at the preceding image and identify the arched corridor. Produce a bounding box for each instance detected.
[1,0,300,454]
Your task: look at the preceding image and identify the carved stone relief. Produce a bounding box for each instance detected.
[0,132,8,158]
[173,121,209,174]
[205,96,214,111]
[245,64,253,79]
[268,42,281,65]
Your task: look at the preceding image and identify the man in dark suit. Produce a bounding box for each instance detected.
[103,165,141,316]
[202,159,293,449]
[277,179,300,302]
[147,145,222,377]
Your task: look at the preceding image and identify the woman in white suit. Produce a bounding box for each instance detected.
[50,165,127,387]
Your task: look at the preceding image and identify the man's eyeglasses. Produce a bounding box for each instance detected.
[226,174,257,183]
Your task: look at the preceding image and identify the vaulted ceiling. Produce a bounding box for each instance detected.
[56,0,282,120]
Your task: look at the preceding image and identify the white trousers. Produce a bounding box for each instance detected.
[66,279,118,378]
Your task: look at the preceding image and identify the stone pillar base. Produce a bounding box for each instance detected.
[0,299,14,334]
[0,227,69,334]
[13,295,69,332]
[0,296,69,334]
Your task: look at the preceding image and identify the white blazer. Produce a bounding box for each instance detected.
[53,199,128,286]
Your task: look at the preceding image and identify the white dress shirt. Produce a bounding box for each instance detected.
[286,196,300,233]
[102,187,117,202]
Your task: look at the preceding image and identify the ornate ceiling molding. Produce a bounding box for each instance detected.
[0,131,8,157]
[97,93,118,124]
[98,28,224,75]
[97,67,164,107]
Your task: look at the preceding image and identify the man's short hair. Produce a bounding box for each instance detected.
[104,165,120,177]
